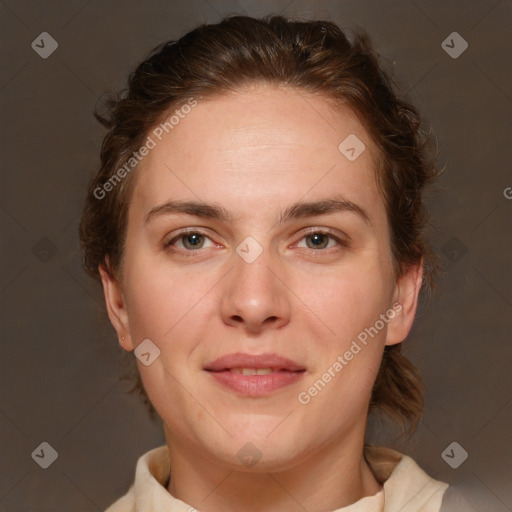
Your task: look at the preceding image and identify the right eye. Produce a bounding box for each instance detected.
[165,230,217,252]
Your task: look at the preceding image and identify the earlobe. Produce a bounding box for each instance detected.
[99,259,134,351]
[385,262,424,346]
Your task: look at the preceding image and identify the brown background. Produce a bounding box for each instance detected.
[1,0,511,510]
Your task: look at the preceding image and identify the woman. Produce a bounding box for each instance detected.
[79,14,466,512]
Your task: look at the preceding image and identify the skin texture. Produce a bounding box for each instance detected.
[100,83,423,511]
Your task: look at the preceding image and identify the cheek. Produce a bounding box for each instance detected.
[295,259,393,346]
[123,252,223,348]
[295,271,388,426]
[123,256,185,338]
[123,276,171,340]
[122,258,214,427]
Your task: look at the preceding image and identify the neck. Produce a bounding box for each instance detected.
[164,429,382,512]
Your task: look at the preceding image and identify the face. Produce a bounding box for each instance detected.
[101,83,422,472]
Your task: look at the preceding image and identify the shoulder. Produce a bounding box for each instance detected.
[365,445,449,511]
[439,485,476,512]
[104,489,136,512]
[103,445,170,512]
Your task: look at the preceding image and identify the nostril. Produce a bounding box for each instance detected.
[232,315,243,322]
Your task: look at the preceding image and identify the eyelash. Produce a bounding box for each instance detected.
[164,228,348,257]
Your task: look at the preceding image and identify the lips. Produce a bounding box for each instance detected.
[204,353,306,397]
[204,353,305,372]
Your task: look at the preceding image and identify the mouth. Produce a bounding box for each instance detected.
[204,352,305,372]
[227,367,296,375]
[209,366,305,375]
[204,353,306,396]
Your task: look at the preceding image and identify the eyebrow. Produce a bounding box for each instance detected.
[145,196,371,226]
[279,196,371,226]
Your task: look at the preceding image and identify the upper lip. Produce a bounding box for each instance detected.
[204,353,305,372]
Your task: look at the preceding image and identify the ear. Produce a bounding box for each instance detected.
[385,261,424,346]
[99,258,134,351]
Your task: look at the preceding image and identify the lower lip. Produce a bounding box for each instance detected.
[207,370,305,397]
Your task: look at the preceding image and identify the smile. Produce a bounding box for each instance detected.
[206,369,305,396]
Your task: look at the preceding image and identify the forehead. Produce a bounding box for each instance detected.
[129,83,385,224]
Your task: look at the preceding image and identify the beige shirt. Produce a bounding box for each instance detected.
[105,445,449,511]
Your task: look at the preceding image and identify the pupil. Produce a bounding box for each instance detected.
[186,233,202,247]
[308,233,327,249]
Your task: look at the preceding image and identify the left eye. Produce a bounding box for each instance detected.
[297,232,340,250]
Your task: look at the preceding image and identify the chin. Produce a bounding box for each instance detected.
[203,424,310,472]
[215,442,305,473]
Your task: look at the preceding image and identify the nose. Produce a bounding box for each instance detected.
[219,245,292,334]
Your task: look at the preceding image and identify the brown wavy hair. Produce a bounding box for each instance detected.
[79,14,439,435]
